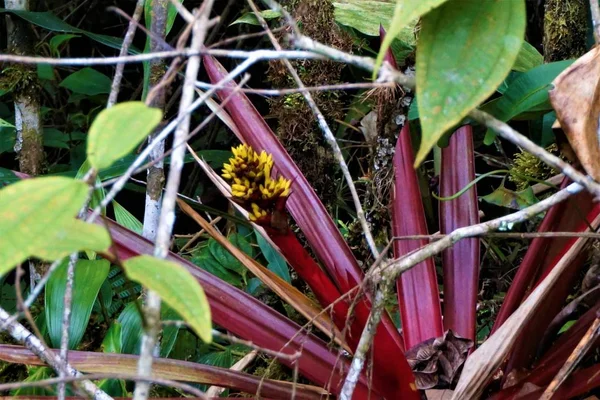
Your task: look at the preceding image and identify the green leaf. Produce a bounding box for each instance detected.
[86,101,162,170]
[0,177,110,274]
[161,304,182,358]
[117,302,143,354]
[102,322,122,353]
[193,251,243,288]
[208,235,252,277]
[122,255,212,343]
[0,118,14,128]
[230,9,282,26]
[59,67,112,96]
[112,201,143,235]
[558,320,576,334]
[49,33,80,56]
[512,41,543,72]
[415,0,525,165]
[481,184,538,210]
[255,231,290,283]
[43,128,69,149]
[46,259,110,349]
[374,0,449,76]
[12,367,55,396]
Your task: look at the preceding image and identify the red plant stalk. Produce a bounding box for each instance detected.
[202,56,419,399]
[102,217,380,399]
[392,124,444,349]
[439,125,480,341]
[504,201,600,373]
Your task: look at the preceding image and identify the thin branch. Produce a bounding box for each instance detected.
[0,306,112,400]
[133,1,215,398]
[0,48,324,65]
[57,252,77,400]
[0,372,207,399]
[195,80,395,95]
[246,0,379,258]
[392,231,600,240]
[591,0,600,44]
[106,0,145,108]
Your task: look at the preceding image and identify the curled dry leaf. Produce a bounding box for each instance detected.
[549,46,600,181]
[405,330,473,390]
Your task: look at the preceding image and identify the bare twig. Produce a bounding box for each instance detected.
[195,80,395,95]
[247,0,379,258]
[106,0,145,108]
[392,231,600,241]
[133,2,215,399]
[339,279,392,400]
[57,252,78,400]
[0,48,324,65]
[540,313,600,399]
[0,372,207,399]
[591,0,600,44]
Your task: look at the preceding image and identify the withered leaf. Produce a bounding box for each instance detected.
[549,46,600,181]
[406,330,474,390]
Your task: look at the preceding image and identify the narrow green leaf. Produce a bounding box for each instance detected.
[415,0,525,165]
[512,41,543,72]
[12,367,55,396]
[86,101,162,170]
[374,0,449,76]
[59,68,112,96]
[112,201,143,235]
[46,259,110,349]
[122,255,212,343]
[0,118,14,128]
[230,9,281,26]
[255,231,290,283]
[0,177,109,274]
[102,322,122,353]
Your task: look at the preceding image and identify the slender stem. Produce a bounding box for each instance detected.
[57,252,77,400]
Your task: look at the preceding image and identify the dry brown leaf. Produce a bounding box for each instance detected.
[549,46,600,181]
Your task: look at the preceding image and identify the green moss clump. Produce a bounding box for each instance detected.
[543,0,588,62]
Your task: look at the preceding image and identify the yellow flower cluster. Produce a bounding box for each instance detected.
[222,144,291,222]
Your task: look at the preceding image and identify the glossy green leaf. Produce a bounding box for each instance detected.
[46,259,110,349]
[86,101,162,170]
[512,41,543,72]
[59,68,112,95]
[482,60,573,142]
[375,0,449,75]
[481,184,538,210]
[415,0,525,165]
[230,9,282,26]
[255,231,290,283]
[113,201,143,235]
[122,255,212,343]
[0,177,110,274]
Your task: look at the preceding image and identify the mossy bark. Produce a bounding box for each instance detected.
[5,0,44,176]
[267,0,353,211]
[543,0,589,62]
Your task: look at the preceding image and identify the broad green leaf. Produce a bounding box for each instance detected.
[43,128,69,149]
[0,177,109,274]
[415,0,525,165]
[49,33,80,56]
[46,259,110,349]
[255,231,290,283]
[481,184,538,210]
[122,255,212,343]
[512,41,543,72]
[59,68,112,96]
[208,235,253,277]
[230,10,282,26]
[192,251,243,288]
[482,60,573,142]
[375,0,449,76]
[113,201,143,235]
[117,302,143,354]
[86,101,162,170]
